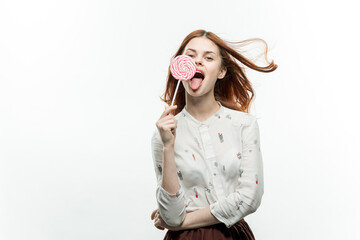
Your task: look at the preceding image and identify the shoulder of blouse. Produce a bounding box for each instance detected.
[174,109,184,120]
[222,106,258,127]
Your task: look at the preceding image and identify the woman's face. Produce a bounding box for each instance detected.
[181,37,226,97]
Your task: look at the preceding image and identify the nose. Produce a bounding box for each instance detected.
[194,56,203,66]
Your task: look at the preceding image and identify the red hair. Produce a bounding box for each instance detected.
[160,29,277,115]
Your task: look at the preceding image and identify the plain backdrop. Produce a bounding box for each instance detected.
[0,0,359,239]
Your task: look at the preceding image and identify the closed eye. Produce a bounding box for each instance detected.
[186,54,213,60]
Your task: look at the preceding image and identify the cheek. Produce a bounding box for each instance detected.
[208,64,222,78]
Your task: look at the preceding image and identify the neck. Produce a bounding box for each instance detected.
[184,92,220,122]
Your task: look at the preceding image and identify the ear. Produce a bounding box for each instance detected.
[218,66,227,79]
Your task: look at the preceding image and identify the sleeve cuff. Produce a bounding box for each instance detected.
[156,185,186,227]
[158,185,184,200]
[210,200,255,228]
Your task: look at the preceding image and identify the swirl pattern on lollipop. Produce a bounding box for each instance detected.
[170,55,196,81]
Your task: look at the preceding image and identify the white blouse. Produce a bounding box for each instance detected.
[151,101,264,228]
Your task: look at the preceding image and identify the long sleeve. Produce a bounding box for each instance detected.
[209,115,264,228]
[151,129,186,227]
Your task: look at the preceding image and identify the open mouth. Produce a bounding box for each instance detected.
[193,71,205,80]
[190,71,205,90]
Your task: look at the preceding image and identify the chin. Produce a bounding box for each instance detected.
[187,88,209,97]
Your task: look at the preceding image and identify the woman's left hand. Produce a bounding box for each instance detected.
[151,208,182,231]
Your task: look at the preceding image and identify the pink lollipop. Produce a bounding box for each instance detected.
[169,55,196,106]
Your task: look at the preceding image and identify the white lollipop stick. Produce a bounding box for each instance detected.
[170,80,181,106]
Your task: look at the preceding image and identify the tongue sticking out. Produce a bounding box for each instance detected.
[190,78,203,90]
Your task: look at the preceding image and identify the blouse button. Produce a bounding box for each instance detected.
[214,162,218,167]
[213,173,217,176]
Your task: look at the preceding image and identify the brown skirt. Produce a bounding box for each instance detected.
[163,218,255,240]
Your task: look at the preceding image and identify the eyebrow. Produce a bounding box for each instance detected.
[185,48,216,55]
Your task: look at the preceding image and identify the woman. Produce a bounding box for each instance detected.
[150,29,277,239]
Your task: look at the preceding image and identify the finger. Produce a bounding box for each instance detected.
[159,120,176,129]
[163,124,176,132]
[151,209,158,220]
[154,217,165,230]
[156,122,176,133]
[154,219,160,227]
[164,105,177,117]
[162,119,176,127]
[155,224,165,230]
[157,115,175,125]
[160,105,177,118]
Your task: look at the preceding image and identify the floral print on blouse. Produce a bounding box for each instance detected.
[151,101,264,228]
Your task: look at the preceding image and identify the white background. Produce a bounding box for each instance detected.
[0,0,359,239]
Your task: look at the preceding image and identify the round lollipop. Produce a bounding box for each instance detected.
[169,55,196,106]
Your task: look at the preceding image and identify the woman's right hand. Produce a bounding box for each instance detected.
[156,104,178,147]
